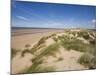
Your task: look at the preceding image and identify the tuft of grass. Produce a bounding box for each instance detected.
[25,58,44,73]
[42,43,60,57]
[25,44,31,49]
[52,37,58,42]
[77,31,90,40]
[89,39,96,45]
[51,33,56,37]
[30,44,37,54]
[47,33,57,38]
[56,57,63,62]
[21,49,32,57]
[25,63,41,73]
[30,44,46,54]
[71,31,77,36]
[38,66,55,72]
[21,43,46,57]
[11,48,20,59]
[78,53,96,69]
[37,37,47,46]
[25,64,55,73]
[31,58,43,64]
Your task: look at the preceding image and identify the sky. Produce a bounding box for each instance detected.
[11,0,96,29]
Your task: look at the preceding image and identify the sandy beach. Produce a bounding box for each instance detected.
[11,28,64,49]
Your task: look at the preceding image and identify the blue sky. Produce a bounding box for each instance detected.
[11,0,96,29]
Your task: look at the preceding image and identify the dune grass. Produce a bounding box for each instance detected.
[25,64,55,73]
[78,53,96,69]
[58,32,96,53]
[58,30,96,69]
[31,43,60,63]
[42,43,60,57]
[22,42,59,73]
[37,37,47,46]
[21,36,47,57]
[56,57,63,62]
[52,37,58,42]
[11,48,20,59]
[21,49,32,57]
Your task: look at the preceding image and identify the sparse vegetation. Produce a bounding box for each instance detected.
[25,64,55,73]
[21,49,32,57]
[11,48,20,59]
[52,37,58,42]
[56,57,63,62]
[89,39,96,45]
[77,31,91,40]
[22,43,59,73]
[78,53,96,69]
[42,43,59,57]
[25,44,31,49]
[37,37,47,46]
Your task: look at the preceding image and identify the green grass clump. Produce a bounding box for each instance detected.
[11,48,20,59]
[30,44,46,54]
[51,33,56,37]
[89,39,96,45]
[89,31,96,38]
[21,49,32,57]
[38,66,55,72]
[31,58,43,64]
[37,37,47,46]
[24,58,44,73]
[47,33,57,38]
[25,44,31,49]
[78,53,96,69]
[77,31,90,40]
[56,57,63,62]
[71,32,76,36]
[42,43,59,57]
[25,64,55,73]
[52,37,58,42]
[25,63,41,73]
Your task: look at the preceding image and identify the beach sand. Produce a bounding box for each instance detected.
[11,29,63,50]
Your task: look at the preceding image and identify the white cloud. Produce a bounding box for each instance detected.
[92,19,96,24]
[16,16,28,21]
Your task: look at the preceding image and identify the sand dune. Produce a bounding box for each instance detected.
[11,29,95,74]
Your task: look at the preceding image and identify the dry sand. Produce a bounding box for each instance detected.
[11,29,63,50]
[12,52,33,74]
